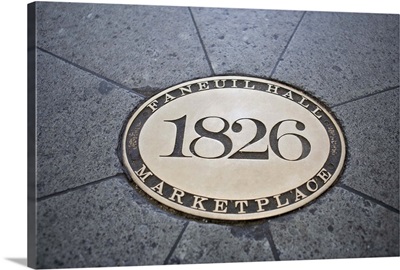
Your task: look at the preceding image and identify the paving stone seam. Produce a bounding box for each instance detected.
[265,221,281,261]
[269,11,306,77]
[331,85,399,108]
[188,7,215,75]
[36,46,146,98]
[36,173,126,202]
[163,221,190,264]
[336,184,400,214]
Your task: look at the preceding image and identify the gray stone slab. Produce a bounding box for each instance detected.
[37,175,187,268]
[332,88,399,209]
[269,187,399,260]
[166,221,274,264]
[191,7,303,76]
[36,2,212,95]
[36,50,143,198]
[31,3,400,267]
[272,12,399,105]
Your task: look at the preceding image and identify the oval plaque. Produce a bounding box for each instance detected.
[121,76,345,220]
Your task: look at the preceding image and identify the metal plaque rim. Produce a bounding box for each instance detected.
[121,76,346,220]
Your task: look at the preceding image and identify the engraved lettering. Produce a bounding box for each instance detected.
[255,198,269,212]
[266,84,279,94]
[161,115,190,158]
[164,93,175,103]
[164,116,313,161]
[198,81,209,91]
[134,164,153,182]
[229,118,268,160]
[269,120,311,161]
[213,199,228,213]
[294,188,307,202]
[150,181,164,195]
[168,187,185,204]
[214,80,226,89]
[298,96,309,108]
[282,90,293,100]
[179,85,192,96]
[244,80,255,89]
[147,100,158,112]
[191,196,208,211]
[231,79,237,88]
[274,194,289,208]
[189,116,232,159]
[312,107,323,119]
[306,179,319,192]
[317,168,332,183]
[234,200,248,214]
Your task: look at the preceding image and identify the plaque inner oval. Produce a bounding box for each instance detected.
[139,88,330,199]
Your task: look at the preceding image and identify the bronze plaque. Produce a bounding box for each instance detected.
[121,76,346,220]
